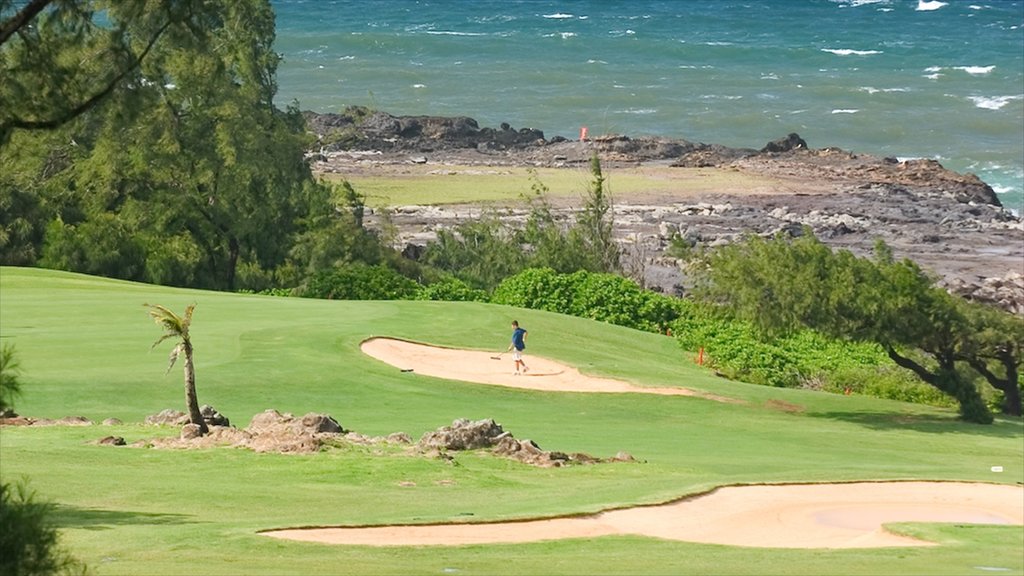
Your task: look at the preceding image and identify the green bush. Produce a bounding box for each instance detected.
[1,343,21,414]
[670,303,893,389]
[416,277,488,302]
[0,480,84,576]
[823,366,957,408]
[492,268,680,332]
[300,263,422,300]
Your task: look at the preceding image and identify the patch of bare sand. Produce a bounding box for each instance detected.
[263,482,1023,548]
[360,337,733,401]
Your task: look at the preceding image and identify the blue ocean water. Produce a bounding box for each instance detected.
[271,0,1024,212]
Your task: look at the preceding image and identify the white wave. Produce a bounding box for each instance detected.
[542,13,574,19]
[626,29,636,35]
[831,109,859,114]
[822,48,883,56]
[916,0,947,11]
[587,59,608,64]
[954,65,995,75]
[338,56,355,61]
[616,108,657,115]
[968,95,1022,110]
[761,73,779,80]
[412,84,426,89]
[860,86,909,93]
[924,66,943,72]
[924,72,943,79]
[424,30,487,36]
[969,4,984,9]
[992,184,1015,195]
[703,41,734,46]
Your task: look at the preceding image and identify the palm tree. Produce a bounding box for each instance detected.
[145,303,208,435]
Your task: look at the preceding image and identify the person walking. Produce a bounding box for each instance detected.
[507,320,528,375]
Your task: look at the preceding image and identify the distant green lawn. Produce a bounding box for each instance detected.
[323,164,783,207]
[1,267,1021,575]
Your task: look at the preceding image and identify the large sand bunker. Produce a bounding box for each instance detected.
[264,481,1023,548]
[360,337,731,400]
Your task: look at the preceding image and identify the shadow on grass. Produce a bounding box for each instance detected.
[809,410,1024,437]
[54,505,197,530]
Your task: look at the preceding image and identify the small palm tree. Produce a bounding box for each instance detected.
[145,303,208,435]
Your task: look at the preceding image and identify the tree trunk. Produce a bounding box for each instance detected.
[182,340,208,435]
[226,236,239,291]
[885,346,993,424]
[968,351,1022,417]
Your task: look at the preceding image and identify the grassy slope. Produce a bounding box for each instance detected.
[0,267,1021,576]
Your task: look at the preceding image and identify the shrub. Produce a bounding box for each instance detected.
[1,343,21,414]
[492,268,681,333]
[0,480,84,576]
[300,263,422,300]
[417,277,488,302]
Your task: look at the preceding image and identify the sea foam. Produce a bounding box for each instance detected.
[916,0,948,11]
[954,65,996,75]
[822,48,883,56]
[968,95,1022,110]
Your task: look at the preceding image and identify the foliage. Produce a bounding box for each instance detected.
[0,0,220,145]
[300,263,422,300]
[687,232,1003,423]
[492,268,680,333]
[0,479,84,576]
[422,157,621,291]
[421,215,526,290]
[416,277,488,302]
[0,342,21,413]
[571,154,620,273]
[1,1,394,293]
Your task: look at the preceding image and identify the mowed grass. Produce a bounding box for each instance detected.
[1,266,1022,576]
[323,164,786,207]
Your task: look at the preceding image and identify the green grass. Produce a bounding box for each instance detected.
[324,165,783,207]
[1,266,1022,575]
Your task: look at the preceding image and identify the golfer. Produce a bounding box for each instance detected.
[507,320,529,375]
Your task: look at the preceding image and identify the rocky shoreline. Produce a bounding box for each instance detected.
[305,107,1023,313]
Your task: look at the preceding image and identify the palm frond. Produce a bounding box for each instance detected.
[144,303,191,345]
[165,343,182,375]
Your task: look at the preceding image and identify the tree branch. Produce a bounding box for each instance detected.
[885,345,938,386]
[2,13,175,141]
[0,0,52,46]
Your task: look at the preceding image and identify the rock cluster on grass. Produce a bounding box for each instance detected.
[417,418,635,468]
[4,408,637,467]
[79,410,635,467]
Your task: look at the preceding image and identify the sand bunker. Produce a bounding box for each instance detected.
[263,481,1023,549]
[360,337,728,399]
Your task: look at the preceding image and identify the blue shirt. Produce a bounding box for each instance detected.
[511,327,527,351]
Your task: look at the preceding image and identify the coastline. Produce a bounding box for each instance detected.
[306,108,1024,312]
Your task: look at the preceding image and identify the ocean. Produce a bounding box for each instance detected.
[271,0,1024,213]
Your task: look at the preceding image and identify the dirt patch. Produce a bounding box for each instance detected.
[262,481,1023,549]
[360,337,735,403]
